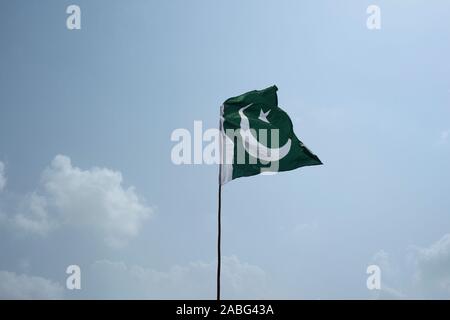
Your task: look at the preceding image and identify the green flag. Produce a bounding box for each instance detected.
[220,85,322,184]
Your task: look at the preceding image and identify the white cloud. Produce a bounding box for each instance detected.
[369,250,405,299]
[371,250,398,277]
[12,155,152,247]
[0,270,64,299]
[0,161,6,192]
[370,285,406,300]
[14,193,54,236]
[88,256,269,299]
[413,234,450,297]
[368,234,450,299]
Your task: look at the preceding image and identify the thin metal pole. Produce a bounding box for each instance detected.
[217,177,222,300]
[217,106,223,301]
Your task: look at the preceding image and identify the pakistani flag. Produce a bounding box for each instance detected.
[220,85,322,184]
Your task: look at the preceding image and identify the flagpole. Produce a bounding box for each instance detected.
[217,105,224,301]
[217,178,222,301]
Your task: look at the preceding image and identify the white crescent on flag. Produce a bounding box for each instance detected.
[238,104,291,162]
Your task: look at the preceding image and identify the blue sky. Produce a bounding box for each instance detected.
[0,0,450,299]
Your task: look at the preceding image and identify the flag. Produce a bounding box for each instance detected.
[220,85,322,184]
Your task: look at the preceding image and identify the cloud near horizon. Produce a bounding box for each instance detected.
[369,234,450,299]
[413,233,450,297]
[0,270,64,299]
[6,155,152,247]
[87,255,270,299]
